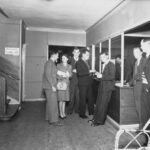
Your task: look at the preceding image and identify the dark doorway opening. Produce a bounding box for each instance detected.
[48,45,84,63]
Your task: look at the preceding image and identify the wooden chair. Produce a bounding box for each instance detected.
[115,119,150,150]
[0,76,19,121]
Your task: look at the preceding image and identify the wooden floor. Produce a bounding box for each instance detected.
[0,102,117,150]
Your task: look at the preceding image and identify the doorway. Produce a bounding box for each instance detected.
[48,45,84,63]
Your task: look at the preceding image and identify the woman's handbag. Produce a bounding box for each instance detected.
[57,81,67,90]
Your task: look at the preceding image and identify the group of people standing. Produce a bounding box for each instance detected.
[42,47,116,126]
[42,37,150,129]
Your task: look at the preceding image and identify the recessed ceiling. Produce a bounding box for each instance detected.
[0,0,125,31]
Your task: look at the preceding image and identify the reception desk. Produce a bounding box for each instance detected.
[108,83,139,125]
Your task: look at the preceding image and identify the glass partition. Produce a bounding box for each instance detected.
[111,36,121,59]
[124,36,141,85]
[102,40,109,53]
[111,36,121,83]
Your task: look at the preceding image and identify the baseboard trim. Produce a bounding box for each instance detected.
[107,115,120,129]
[24,98,46,101]
[107,115,139,130]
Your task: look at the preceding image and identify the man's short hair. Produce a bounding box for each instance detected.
[61,53,69,59]
[49,51,58,57]
[141,38,150,44]
[73,47,80,54]
[99,51,108,56]
[73,47,79,51]
[115,54,121,59]
[133,47,143,52]
[80,48,89,57]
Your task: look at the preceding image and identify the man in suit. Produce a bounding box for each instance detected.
[140,38,150,128]
[67,48,80,114]
[43,51,62,126]
[132,47,146,123]
[89,51,115,126]
[76,48,95,119]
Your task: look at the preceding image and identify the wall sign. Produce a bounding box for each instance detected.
[5,47,20,56]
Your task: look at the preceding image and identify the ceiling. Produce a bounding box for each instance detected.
[0,0,125,32]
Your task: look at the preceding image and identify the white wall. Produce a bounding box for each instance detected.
[48,31,86,46]
[86,0,150,45]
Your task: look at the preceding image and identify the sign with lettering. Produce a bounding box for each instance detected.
[5,47,20,56]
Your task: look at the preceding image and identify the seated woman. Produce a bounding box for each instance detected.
[57,54,72,119]
[88,51,115,126]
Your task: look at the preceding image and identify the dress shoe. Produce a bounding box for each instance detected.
[79,115,88,119]
[91,122,103,127]
[59,116,65,119]
[67,111,73,115]
[88,119,94,124]
[59,114,67,119]
[53,122,63,126]
[49,121,63,126]
[62,116,67,119]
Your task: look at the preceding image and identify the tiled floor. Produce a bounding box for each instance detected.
[0,101,117,150]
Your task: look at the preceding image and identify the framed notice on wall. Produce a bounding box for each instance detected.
[5,47,20,56]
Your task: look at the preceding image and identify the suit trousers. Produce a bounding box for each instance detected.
[140,84,150,128]
[133,81,142,122]
[45,89,58,123]
[94,88,112,124]
[78,84,94,116]
[67,83,79,114]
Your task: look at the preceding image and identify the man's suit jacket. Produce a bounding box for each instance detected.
[144,56,150,90]
[133,57,147,82]
[70,57,78,85]
[76,59,92,86]
[100,61,115,91]
[43,59,57,90]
